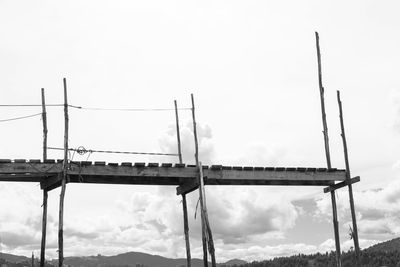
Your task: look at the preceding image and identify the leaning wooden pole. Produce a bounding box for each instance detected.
[315,31,342,267]
[191,94,208,267]
[58,78,69,267]
[175,100,192,267]
[198,162,216,267]
[40,88,48,267]
[191,94,216,267]
[337,90,360,266]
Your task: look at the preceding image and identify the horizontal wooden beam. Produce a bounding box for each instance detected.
[0,160,347,191]
[323,176,360,193]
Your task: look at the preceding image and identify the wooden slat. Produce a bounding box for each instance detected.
[108,163,118,166]
[44,159,56,164]
[29,159,41,163]
[161,163,173,167]
[0,159,12,163]
[175,163,186,168]
[254,167,264,171]
[94,161,106,166]
[243,167,253,171]
[148,163,159,167]
[14,159,27,163]
[134,162,145,167]
[211,165,222,170]
[121,162,132,167]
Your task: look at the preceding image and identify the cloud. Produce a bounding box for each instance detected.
[314,179,400,238]
[158,121,215,164]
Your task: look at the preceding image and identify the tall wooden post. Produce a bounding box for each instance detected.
[191,94,216,267]
[59,78,69,267]
[175,100,192,267]
[315,31,342,267]
[191,94,208,267]
[40,88,48,267]
[337,91,360,266]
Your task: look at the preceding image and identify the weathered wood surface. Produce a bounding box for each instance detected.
[0,160,346,190]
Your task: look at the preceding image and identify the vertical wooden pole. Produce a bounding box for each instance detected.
[175,100,192,267]
[40,88,48,267]
[315,31,342,267]
[191,94,216,267]
[32,252,34,267]
[191,94,208,267]
[337,90,360,266]
[59,78,69,267]
[198,162,216,267]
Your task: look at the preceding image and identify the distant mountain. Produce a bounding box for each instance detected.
[222,259,247,266]
[365,237,400,253]
[0,252,30,263]
[49,252,246,267]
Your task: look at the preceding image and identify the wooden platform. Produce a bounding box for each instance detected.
[0,159,346,193]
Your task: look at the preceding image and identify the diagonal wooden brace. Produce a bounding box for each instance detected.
[176,178,200,195]
[324,176,360,193]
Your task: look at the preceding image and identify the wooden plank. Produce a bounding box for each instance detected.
[161,163,173,167]
[94,161,106,166]
[2,162,347,189]
[0,174,46,182]
[121,162,132,167]
[148,163,159,167]
[324,176,360,193]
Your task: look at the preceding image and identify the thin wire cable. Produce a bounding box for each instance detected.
[47,146,179,156]
[0,113,42,123]
[0,104,63,107]
[0,104,191,111]
[68,105,191,112]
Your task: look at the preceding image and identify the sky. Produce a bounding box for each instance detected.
[0,0,400,263]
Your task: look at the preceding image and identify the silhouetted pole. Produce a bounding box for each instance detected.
[315,31,342,267]
[175,100,192,267]
[337,90,360,266]
[40,88,48,267]
[59,78,69,267]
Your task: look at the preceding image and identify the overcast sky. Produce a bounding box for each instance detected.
[0,0,399,263]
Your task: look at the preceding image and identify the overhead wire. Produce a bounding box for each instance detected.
[0,104,191,111]
[47,146,179,157]
[0,113,42,123]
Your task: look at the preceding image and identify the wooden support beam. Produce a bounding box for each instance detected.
[315,31,342,267]
[58,78,69,267]
[40,88,48,267]
[175,100,192,267]
[337,90,360,266]
[324,176,360,193]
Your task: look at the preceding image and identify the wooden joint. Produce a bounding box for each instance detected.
[323,176,360,193]
[176,178,199,195]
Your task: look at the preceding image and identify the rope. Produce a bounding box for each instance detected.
[47,146,179,156]
[0,113,42,123]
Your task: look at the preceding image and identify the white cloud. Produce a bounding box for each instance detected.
[314,180,400,239]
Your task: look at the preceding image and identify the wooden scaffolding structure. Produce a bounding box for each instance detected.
[0,33,361,267]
